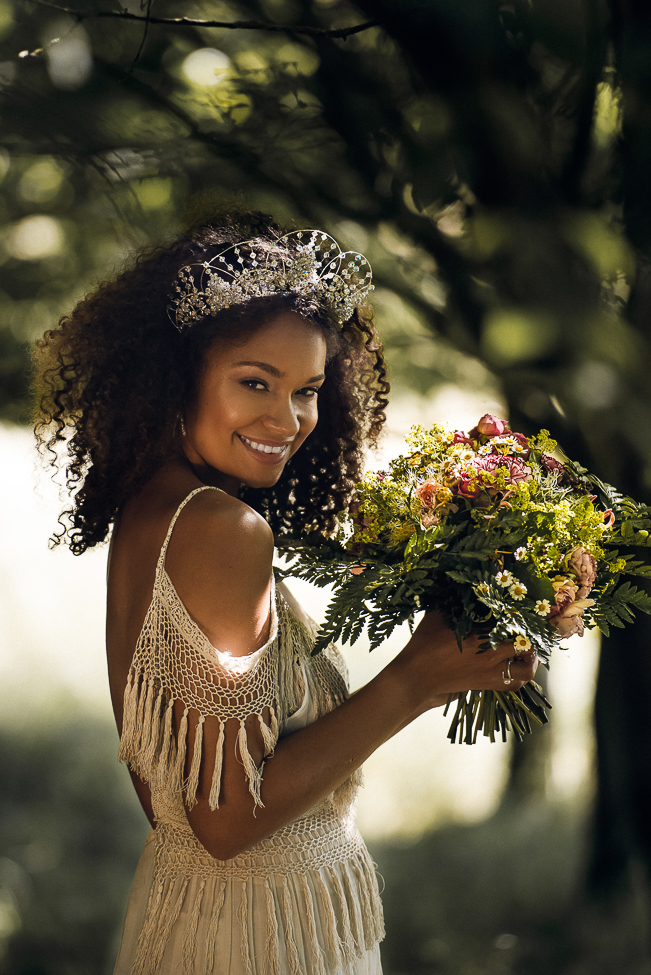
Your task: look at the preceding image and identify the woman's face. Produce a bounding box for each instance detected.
[182,311,327,494]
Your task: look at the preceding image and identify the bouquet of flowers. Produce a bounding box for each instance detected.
[277,414,651,744]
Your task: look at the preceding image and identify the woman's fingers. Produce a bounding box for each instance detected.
[494,651,538,690]
[405,616,541,700]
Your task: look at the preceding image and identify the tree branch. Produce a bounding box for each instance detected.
[26,0,378,40]
[559,0,609,204]
[130,0,153,69]
[95,58,265,175]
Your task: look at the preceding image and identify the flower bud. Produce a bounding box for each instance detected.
[477,414,509,437]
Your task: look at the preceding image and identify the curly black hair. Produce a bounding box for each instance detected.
[33,210,390,554]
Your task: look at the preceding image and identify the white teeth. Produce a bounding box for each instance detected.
[241,435,287,455]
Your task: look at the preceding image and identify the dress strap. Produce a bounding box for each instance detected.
[154,485,225,578]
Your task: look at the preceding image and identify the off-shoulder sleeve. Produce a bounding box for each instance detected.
[117,481,350,814]
[117,567,313,811]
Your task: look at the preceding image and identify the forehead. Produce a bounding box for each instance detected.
[208,311,327,369]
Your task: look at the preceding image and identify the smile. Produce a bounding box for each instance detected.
[238,434,290,456]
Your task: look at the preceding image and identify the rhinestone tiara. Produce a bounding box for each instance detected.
[168,229,374,332]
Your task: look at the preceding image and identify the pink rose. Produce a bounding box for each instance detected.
[474,454,532,484]
[568,547,597,599]
[477,414,509,437]
[415,479,440,509]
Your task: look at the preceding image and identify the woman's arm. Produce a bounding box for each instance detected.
[186,617,535,859]
[166,493,536,860]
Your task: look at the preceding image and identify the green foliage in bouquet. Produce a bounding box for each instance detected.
[276,415,651,743]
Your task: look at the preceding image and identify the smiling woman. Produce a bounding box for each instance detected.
[182,313,326,493]
[32,210,537,975]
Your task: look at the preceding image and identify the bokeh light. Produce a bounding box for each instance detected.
[18,158,65,204]
[6,215,65,260]
[44,23,93,91]
[182,48,231,87]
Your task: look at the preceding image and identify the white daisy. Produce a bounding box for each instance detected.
[509,581,527,600]
[513,634,532,652]
[453,448,476,464]
[535,599,551,616]
[495,570,513,587]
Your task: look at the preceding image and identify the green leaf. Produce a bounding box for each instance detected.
[511,563,556,601]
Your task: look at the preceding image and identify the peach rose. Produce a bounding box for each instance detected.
[568,547,597,599]
[551,597,595,638]
[415,479,440,509]
[550,575,578,613]
[554,613,585,639]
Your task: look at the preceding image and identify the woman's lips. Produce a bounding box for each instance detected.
[238,433,291,464]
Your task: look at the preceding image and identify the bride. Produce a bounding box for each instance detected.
[34,211,537,975]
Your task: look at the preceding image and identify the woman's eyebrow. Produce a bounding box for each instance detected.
[234,359,281,377]
[234,360,325,383]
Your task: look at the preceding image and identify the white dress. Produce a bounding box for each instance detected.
[113,486,384,975]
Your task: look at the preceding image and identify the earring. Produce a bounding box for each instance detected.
[180,416,187,437]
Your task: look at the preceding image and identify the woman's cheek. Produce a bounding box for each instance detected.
[304,407,319,440]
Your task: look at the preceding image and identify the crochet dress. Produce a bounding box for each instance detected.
[113,486,385,975]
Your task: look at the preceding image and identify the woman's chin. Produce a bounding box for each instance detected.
[242,469,286,491]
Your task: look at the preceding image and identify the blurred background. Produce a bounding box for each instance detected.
[0,0,650,972]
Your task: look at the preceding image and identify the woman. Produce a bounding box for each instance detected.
[34,211,536,975]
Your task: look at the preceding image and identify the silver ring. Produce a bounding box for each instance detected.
[501,658,514,686]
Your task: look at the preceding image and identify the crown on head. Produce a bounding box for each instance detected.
[168,230,374,332]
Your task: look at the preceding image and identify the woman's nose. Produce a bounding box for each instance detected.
[264,397,301,436]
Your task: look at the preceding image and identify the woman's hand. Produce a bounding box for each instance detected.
[397,611,539,712]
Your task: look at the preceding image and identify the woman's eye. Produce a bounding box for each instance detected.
[297,387,320,398]
[242,379,268,391]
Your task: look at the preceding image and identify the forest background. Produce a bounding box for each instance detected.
[0,0,650,973]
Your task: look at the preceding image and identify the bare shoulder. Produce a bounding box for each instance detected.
[168,488,273,570]
[165,489,274,655]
